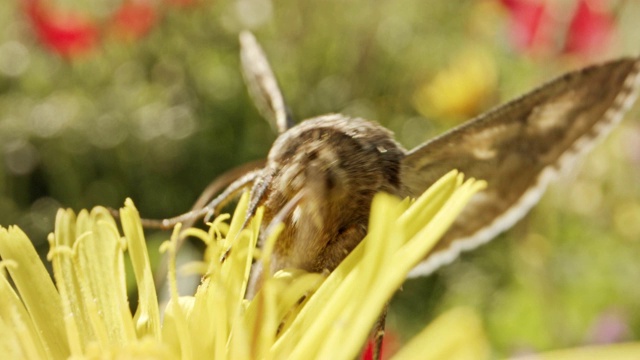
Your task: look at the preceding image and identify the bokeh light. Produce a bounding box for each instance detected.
[1,0,639,357]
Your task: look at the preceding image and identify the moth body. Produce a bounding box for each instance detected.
[149,32,640,299]
[245,115,404,293]
[243,54,640,293]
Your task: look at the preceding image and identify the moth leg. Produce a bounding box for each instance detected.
[127,160,265,230]
[240,31,294,133]
[166,167,264,230]
[182,159,265,226]
[152,166,263,288]
[372,304,388,360]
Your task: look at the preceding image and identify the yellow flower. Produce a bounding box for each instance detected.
[3,170,638,359]
[413,46,497,122]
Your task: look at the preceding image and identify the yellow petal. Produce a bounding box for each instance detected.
[0,226,70,359]
[160,225,193,360]
[0,263,49,359]
[74,208,136,346]
[392,307,490,360]
[274,174,486,360]
[518,343,640,360]
[120,199,161,339]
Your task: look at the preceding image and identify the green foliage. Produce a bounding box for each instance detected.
[1,0,640,357]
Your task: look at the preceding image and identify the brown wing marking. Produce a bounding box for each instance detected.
[400,57,640,277]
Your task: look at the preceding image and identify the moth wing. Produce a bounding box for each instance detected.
[401,57,640,277]
[239,31,295,134]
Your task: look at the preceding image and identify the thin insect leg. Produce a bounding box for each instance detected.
[156,208,211,230]
[158,168,265,288]
[160,168,263,279]
[372,304,388,360]
[218,169,277,264]
[108,207,192,229]
[187,159,265,224]
[151,167,262,288]
[218,167,273,266]
[123,160,265,230]
[156,168,262,289]
[243,168,275,225]
[109,206,191,229]
[116,181,234,230]
[202,169,264,223]
[157,169,261,230]
[144,169,262,230]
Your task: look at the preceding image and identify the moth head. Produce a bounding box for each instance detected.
[245,114,405,274]
[265,114,405,203]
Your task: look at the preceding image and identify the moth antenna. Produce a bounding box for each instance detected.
[240,31,295,134]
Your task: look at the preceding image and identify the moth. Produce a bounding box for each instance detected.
[147,32,640,297]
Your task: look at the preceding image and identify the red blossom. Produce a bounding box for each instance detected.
[22,0,165,58]
[110,2,158,40]
[563,0,615,56]
[23,0,100,58]
[361,330,400,360]
[500,0,550,52]
[164,0,200,7]
[499,0,616,57]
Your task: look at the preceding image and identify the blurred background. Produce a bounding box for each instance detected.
[1,0,640,356]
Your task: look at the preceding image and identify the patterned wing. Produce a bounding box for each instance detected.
[400,57,640,277]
